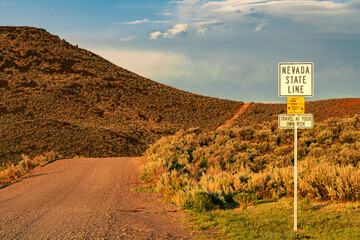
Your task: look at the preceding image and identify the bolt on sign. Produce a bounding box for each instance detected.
[278,62,313,97]
[287,97,305,114]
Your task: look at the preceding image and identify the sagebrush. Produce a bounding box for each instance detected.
[141,115,360,211]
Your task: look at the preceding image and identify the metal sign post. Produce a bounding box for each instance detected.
[278,62,314,232]
[294,124,298,232]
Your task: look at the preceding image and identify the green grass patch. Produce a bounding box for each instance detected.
[185,199,360,239]
[144,211,163,214]
[131,185,157,193]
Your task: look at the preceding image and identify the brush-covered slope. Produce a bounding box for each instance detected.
[233,98,360,126]
[0,26,242,164]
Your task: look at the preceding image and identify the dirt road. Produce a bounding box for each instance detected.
[0,157,202,239]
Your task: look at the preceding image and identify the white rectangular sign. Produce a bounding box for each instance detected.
[279,62,313,97]
[278,114,314,129]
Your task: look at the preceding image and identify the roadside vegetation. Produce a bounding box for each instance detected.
[140,114,360,238]
[141,114,360,210]
[0,151,58,187]
[184,200,360,239]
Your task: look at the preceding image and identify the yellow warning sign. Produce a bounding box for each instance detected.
[287,97,305,114]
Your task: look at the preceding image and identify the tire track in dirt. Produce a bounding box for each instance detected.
[0,157,204,239]
[218,102,251,130]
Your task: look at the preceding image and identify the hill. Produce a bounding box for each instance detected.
[233,98,360,126]
[1,26,359,165]
[0,26,242,165]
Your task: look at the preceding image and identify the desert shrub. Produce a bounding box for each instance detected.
[237,141,248,151]
[296,159,359,201]
[214,133,230,147]
[297,139,308,158]
[325,143,360,166]
[156,170,193,199]
[237,127,255,140]
[141,115,360,211]
[259,142,271,153]
[327,165,360,201]
[199,172,235,197]
[274,145,292,156]
[231,152,252,172]
[254,129,272,141]
[180,190,214,212]
[338,116,359,131]
[339,130,359,143]
[0,164,19,184]
[233,192,259,209]
[249,155,268,173]
[18,154,33,171]
[316,129,333,144]
[298,161,336,200]
[271,155,293,168]
[140,160,168,183]
[338,147,360,166]
[309,147,324,158]
[246,172,272,197]
[44,150,57,161]
[0,151,58,186]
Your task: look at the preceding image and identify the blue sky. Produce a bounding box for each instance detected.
[1,0,359,102]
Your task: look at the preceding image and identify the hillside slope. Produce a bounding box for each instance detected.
[233,98,360,126]
[0,26,242,164]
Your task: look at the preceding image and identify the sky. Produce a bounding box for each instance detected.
[1,0,359,102]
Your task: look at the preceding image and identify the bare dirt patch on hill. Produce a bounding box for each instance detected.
[218,102,250,130]
[0,157,204,239]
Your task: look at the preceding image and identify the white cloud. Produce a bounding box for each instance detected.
[149,31,163,39]
[152,23,189,39]
[116,18,168,24]
[200,0,360,34]
[165,23,188,37]
[102,0,360,102]
[120,36,137,41]
[91,49,191,81]
[254,22,267,32]
[146,0,360,37]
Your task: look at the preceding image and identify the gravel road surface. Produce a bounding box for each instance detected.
[0,157,203,239]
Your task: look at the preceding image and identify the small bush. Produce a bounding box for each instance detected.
[0,151,58,186]
[339,130,359,143]
[44,150,57,161]
[309,147,324,158]
[316,129,333,144]
[180,191,214,212]
[233,192,259,209]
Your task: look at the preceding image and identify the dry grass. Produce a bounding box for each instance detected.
[0,151,58,186]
